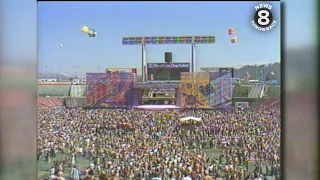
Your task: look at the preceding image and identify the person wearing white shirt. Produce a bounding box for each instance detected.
[182,175,192,180]
[89,162,95,169]
[50,166,55,176]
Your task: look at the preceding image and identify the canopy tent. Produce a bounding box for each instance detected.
[180,116,202,122]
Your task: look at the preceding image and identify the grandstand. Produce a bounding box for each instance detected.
[234,62,280,81]
[38,73,85,82]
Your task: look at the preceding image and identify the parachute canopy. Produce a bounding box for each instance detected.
[228,28,235,36]
[230,36,238,43]
[81,25,98,38]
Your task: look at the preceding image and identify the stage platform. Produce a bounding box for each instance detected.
[133,105,181,110]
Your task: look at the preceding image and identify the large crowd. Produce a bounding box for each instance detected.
[37,106,281,180]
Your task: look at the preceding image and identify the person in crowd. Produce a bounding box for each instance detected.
[70,165,80,180]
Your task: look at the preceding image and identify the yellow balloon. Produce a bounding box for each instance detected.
[230,36,238,43]
[81,26,90,33]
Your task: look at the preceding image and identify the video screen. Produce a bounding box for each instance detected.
[147,67,189,81]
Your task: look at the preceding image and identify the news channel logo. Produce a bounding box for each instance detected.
[251,3,277,31]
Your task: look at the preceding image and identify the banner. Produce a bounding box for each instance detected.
[180,72,232,108]
[86,72,135,107]
[208,73,232,106]
[180,72,210,108]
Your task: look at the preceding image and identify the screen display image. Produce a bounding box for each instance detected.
[147,68,189,81]
[147,63,190,81]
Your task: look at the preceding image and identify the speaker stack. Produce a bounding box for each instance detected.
[164,52,172,63]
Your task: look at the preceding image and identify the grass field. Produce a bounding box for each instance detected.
[38,153,90,180]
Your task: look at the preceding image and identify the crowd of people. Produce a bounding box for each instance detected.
[37,105,280,180]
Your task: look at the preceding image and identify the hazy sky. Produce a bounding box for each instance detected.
[38,2,282,75]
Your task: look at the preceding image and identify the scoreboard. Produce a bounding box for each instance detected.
[122,36,216,45]
[147,63,190,81]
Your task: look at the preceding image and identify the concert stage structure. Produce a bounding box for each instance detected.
[86,71,233,109]
[85,35,236,109]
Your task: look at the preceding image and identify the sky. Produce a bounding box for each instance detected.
[2,0,316,70]
[37,1,283,76]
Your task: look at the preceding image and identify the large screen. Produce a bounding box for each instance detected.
[147,63,190,81]
[122,36,216,45]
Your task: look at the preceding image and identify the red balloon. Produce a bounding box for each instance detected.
[228,28,235,35]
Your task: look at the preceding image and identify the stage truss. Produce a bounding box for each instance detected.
[122,36,216,82]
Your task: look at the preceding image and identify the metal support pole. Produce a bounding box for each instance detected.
[189,44,194,72]
[191,44,194,72]
[255,64,258,80]
[191,44,196,72]
[141,45,144,82]
[141,44,147,82]
[143,45,147,82]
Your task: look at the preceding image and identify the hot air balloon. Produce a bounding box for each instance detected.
[228,28,235,36]
[230,36,238,43]
[81,25,98,37]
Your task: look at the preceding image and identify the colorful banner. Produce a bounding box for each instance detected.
[208,73,232,106]
[86,72,135,107]
[106,68,137,74]
[122,36,215,45]
[180,72,232,108]
[180,72,210,108]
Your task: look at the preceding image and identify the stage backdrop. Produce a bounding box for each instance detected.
[180,72,210,108]
[86,72,135,107]
[180,72,232,108]
[208,72,233,106]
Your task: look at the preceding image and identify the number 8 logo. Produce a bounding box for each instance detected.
[257,10,270,26]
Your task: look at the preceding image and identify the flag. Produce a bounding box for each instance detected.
[199,84,214,97]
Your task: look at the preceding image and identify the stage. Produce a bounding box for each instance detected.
[133,105,181,110]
